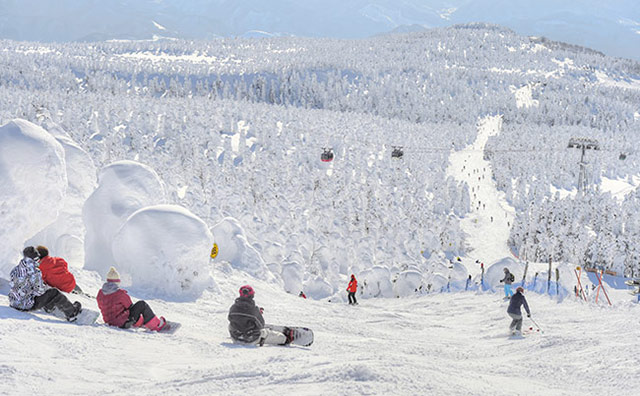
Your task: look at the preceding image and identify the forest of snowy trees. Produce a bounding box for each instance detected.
[0,23,639,283]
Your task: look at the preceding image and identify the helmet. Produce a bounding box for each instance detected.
[239,285,255,298]
[516,286,524,293]
[503,267,509,272]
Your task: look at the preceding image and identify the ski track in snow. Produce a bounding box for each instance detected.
[447,115,516,269]
[2,269,639,395]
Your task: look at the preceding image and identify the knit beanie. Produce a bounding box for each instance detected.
[106,267,121,283]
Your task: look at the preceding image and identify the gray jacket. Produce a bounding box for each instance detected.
[500,271,514,285]
[228,297,265,343]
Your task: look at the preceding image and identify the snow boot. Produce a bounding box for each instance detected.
[67,302,82,322]
[144,316,167,331]
[283,327,294,345]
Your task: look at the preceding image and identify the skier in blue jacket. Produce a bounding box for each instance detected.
[507,286,530,335]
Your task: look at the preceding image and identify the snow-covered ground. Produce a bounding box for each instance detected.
[447,115,516,268]
[2,270,639,396]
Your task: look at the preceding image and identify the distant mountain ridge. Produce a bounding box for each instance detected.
[0,0,638,60]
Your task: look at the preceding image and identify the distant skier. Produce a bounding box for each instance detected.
[96,267,167,331]
[499,267,515,298]
[228,285,293,346]
[347,274,358,305]
[35,245,83,294]
[8,246,81,321]
[299,291,307,299]
[507,286,531,335]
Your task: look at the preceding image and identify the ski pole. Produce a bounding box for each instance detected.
[529,317,544,334]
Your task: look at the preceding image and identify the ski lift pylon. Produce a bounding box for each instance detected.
[321,147,334,162]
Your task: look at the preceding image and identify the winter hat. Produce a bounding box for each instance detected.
[36,245,49,258]
[106,267,121,283]
[23,246,38,260]
[239,285,255,298]
[503,268,509,272]
[516,286,524,293]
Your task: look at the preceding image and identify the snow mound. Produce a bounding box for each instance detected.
[112,204,214,301]
[0,119,66,277]
[27,130,96,268]
[281,261,304,295]
[360,266,394,298]
[303,276,334,299]
[83,160,165,273]
[393,270,424,297]
[211,217,275,282]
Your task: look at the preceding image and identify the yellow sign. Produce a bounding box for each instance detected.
[210,243,219,259]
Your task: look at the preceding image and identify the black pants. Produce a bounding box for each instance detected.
[32,289,76,318]
[128,300,155,325]
[348,292,357,304]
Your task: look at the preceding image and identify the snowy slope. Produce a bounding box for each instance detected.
[1,271,639,395]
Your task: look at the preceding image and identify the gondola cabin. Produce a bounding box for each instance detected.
[391,146,404,159]
[321,148,334,162]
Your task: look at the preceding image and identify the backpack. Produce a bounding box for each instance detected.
[509,273,515,282]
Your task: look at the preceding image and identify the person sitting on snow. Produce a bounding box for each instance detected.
[499,267,515,298]
[507,286,531,335]
[347,274,358,305]
[8,246,82,321]
[35,245,83,295]
[228,285,293,346]
[96,267,166,331]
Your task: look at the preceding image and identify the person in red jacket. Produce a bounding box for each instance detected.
[35,245,83,294]
[347,274,358,305]
[96,267,166,331]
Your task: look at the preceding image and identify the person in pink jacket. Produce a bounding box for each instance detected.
[96,267,166,331]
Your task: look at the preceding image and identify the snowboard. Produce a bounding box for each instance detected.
[47,307,100,325]
[624,279,640,286]
[158,321,181,334]
[265,324,314,347]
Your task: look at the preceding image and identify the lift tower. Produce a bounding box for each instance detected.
[567,138,599,195]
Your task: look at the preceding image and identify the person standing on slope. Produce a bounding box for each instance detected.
[507,286,531,335]
[499,267,515,298]
[228,285,293,346]
[35,245,84,295]
[347,274,358,305]
[96,267,166,331]
[8,246,82,321]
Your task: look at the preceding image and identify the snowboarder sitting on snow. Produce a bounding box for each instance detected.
[35,245,84,295]
[499,267,515,298]
[96,267,166,331]
[8,246,82,321]
[347,274,358,305]
[507,286,531,335]
[228,285,293,346]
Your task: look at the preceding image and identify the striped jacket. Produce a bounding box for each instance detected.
[9,257,47,310]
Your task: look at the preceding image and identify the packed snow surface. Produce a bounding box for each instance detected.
[1,272,639,396]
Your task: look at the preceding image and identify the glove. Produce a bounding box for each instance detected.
[527,314,531,318]
[499,280,503,283]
